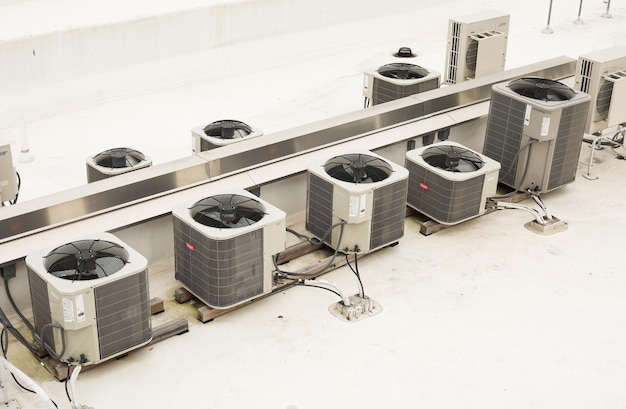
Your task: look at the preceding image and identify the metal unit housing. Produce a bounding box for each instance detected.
[305,151,409,253]
[25,232,152,365]
[172,189,286,309]
[444,10,510,84]
[574,45,626,134]
[483,80,591,192]
[405,141,500,225]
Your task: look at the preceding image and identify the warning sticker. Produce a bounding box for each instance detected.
[76,294,85,323]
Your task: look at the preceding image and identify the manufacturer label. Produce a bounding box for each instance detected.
[185,242,195,251]
[419,182,429,190]
[63,298,74,322]
[349,194,367,218]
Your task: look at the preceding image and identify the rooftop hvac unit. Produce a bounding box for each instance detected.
[444,11,510,84]
[86,147,152,183]
[405,141,500,225]
[483,77,591,192]
[363,63,440,106]
[305,151,409,254]
[172,190,286,309]
[192,120,262,152]
[24,232,152,365]
[574,45,626,135]
[0,142,18,204]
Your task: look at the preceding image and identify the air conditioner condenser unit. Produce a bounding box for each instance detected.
[25,232,152,365]
[363,63,440,106]
[406,141,500,225]
[172,190,286,309]
[86,147,152,183]
[483,77,591,192]
[305,151,409,254]
[192,120,262,152]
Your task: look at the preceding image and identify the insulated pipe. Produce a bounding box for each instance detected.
[303,279,351,306]
[0,357,56,409]
[496,202,546,225]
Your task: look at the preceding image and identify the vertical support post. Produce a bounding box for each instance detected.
[542,0,555,33]
[575,0,584,24]
[18,113,34,163]
[601,0,612,18]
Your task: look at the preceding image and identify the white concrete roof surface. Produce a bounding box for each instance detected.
[1,0,626,408]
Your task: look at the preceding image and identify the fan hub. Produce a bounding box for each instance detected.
[445,151,461,170]
[219,204,238,222]
[75,250,97,273]
[350,161,368,181]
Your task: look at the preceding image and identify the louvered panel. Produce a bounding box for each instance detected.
[174,217,265,308]
[94,271,151,360]
[547,101,590,190]
[446,21,461,84]
[483,91,525,187]
[372,77,439,105]
[406,160,485,224]
[369,179,408,250]
[27,267,54,351]
[305,172,333,244]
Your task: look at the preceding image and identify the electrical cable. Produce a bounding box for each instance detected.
[495,201,545,224]
[286,228,313,243]
[298,279,351,306]
[345,253,365,298]
[529,190,553,220]
[4,278,37,337]
[2,276,66,360]
[274,221,347,278]
[487,138,538,201]
[9,171,20,205]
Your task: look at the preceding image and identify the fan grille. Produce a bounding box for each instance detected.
[508,77,576,102]
[93,148,146,169]
[377,63,429,80]
[323,153,393,183]
[189,194,266,228]
[43,239,129,281]
[422,144,485,172]
[203,120,252,140]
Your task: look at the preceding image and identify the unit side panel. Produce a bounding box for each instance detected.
[27,268,55,351]
[94,271,152,360]
[305,173,333,243]
[369,178,408,250]
[547,101,590,191]
[483,91,525,188]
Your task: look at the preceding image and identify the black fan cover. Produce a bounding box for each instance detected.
[508,77,576,102]
[203,120,253,140]
[93,148,146,169]
[377,63,430,80]
[323,153,393,183]
[190,194,267,228]
[43,239,129,281]
[422,144,485,172]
